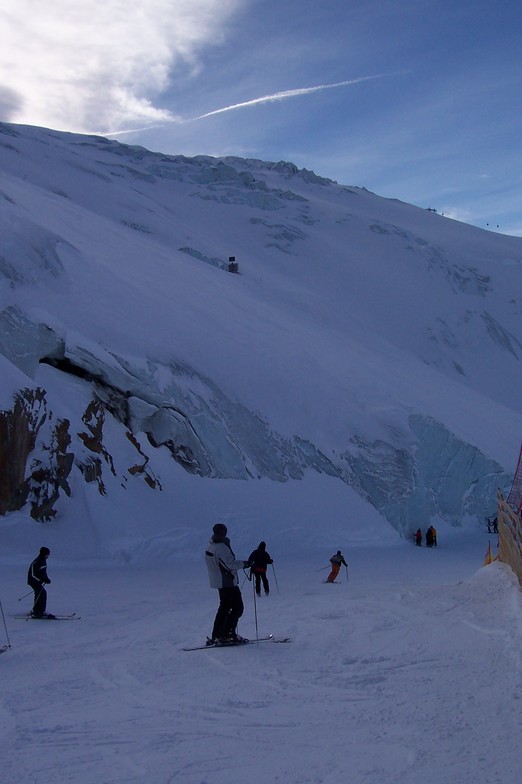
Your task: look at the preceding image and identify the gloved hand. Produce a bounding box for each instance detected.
[243,561,250,569]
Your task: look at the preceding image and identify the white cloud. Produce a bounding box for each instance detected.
[0,0,243,133]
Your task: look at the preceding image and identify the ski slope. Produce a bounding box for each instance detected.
[0,529,519,784]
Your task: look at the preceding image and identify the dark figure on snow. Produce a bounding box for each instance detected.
[248,541,273,596]
[205,523,250,646]
[425,528,433,547]
[327,550,348,583]
[431,525,437,547]
[27,547,52,618]
[415,529,422,546]
[492,517,498,534]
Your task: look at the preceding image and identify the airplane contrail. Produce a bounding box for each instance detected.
[189,74,388,121]
[105,73,393,137]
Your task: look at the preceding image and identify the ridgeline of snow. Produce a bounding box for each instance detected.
[0,121,521,559]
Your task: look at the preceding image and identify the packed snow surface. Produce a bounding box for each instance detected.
[0,529,519,784]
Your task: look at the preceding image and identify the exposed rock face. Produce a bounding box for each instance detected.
[0,385,162,521]
[0,367,509,534]
[0,301,511,532]
[0,388,48,515]
[78,398,116,489]
[28,416,74,521]
[0,307,511,533]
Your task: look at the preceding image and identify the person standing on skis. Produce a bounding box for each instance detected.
[27,547,53,618]
[326,550,348,583]
[205,523,251,646]
[248,541,273,596]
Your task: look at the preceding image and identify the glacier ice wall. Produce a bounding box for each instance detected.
[0,308,509,533]
[341,414,510,536]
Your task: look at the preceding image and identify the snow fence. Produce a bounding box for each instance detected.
[497,490,522,587]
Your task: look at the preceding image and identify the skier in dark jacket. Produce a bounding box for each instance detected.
[204,523,250,646]
[248,541,273,596]
[27,547,53,618]
[415,529,422,546]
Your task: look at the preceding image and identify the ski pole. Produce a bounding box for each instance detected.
[271,563,280,594]
[0,600,12,649]
[316,565,330,572]
[18,589,33,602]
[345,565,349,583]
[252,578,259,644]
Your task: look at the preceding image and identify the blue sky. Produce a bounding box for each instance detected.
[1,0,521,235]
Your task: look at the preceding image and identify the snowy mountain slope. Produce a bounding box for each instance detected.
[0,122,521,556]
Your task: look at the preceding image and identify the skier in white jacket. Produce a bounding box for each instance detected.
[205,523,250,646]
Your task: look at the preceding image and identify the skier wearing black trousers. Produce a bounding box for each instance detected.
[27,547,53,618]
[205,523,251,646]
[248,541,273,596]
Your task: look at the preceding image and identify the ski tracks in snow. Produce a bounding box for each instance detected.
[0,554,521,783]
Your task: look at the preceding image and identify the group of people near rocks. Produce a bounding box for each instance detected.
[415,526,438,547]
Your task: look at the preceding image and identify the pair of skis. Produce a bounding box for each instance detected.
[183,634,290,651]
[11,612,80,621]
